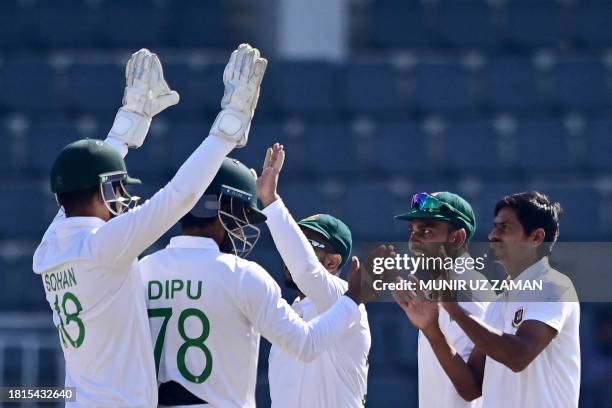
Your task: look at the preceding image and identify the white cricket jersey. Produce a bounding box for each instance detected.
[138,236,362,408]
[481,257,580,408]
[32,135,234,407]
[263,199,370,408]
[417,255,493,408]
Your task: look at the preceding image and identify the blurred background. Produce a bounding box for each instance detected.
[1,0,612,406]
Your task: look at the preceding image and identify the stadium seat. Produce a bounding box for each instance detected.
[167,0,232,48]
[532,185,601,241]
[1,59,58,112]
[268,62,339,116]
[280,182,338,224]
[483,57,540,110]
[31,0,98,49]
[343,62,413,115]
[63,63,124,113]
[371,122,429,175]
[162,61,226,117]
[0,183,56,238]
[303,123,356,175]
[27,122,82,175]
[414,60,474,112]
[586,119,612,171]
[432,0,500,48]
[513,120,572,172]
[503,0,566,49]
[98,0,164,49]
[370,0,431,49]
[0,254,48,310]
[554,57,608,109]
[575,0,612,47]
[342,183,398,241]
[0,1,35,49]
[444,120,499,172]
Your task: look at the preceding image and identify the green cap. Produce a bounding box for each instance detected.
[51,139,140,194]
[395,191,476,238]
[298,214,352,268]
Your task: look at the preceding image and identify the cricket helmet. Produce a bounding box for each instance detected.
[189,157,266,258]
[51,139,141,215]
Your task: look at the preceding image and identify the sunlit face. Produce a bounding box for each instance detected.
[408,218,457,256]
[488,207,533,261]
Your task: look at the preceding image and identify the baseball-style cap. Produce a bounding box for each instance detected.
[395,191,476,238]
[298,214,352,268]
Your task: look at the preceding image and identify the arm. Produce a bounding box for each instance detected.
[93,44,268,265]
[239,262,361,363]
[257,144,347,312]
[263,199,347,312]
[442,302,558,372]
[394,290,484,401]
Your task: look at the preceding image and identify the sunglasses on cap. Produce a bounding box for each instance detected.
[411,192,468,219]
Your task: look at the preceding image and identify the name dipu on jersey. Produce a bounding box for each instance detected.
[148,279,203,300]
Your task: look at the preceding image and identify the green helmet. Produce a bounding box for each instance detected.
[51,139,141,215]
[189,157,266,258]
[51,139,140,194]
[190,157,266,224]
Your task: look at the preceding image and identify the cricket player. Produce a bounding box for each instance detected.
[395,191,580,407]
[253,144,370,407]
[393,192,492,407]
[138,154,380,407]
[32,43,268,407]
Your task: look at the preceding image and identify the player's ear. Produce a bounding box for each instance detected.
[450,228,467,246]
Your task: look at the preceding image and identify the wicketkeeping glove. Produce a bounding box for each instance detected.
[108,49,180,148]
[209,43,268,148]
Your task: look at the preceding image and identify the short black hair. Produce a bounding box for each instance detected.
[180,213,218,231]
[494,191,563,257]
[56,186,100,215]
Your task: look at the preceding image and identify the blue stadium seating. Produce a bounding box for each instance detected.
[575,0,612,47]
[444,120,499,171]
[503,0,566,49]
[554,57,608,109]
[343,62,412,115]
[162,62,226,117]
[483,58,541,110]
[268,62,339,116]
[370,0,432,49]
[414,61,475,112]
[0,183,56,238]
[63,63,124,113]
[432,0,500,48]
[513,120,572,172]
[587,119,612,171]
[27,122,81,174]
[1,60,58,112]
[0,254,48,310]
[372,122,429,174]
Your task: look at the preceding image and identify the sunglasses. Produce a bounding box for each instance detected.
[411,192,472,224]
[307,238,327,250]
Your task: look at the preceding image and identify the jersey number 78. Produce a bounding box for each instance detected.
[148,307,213,384]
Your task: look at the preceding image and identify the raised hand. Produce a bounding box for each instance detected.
[109,48,179,148]
[210,43,268,148]
[393,276,440,332]
[255,143,285,207]
[346,244,396,305]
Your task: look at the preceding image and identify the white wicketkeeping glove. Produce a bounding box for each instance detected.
[209,43,268,148]
[108,48,180,148]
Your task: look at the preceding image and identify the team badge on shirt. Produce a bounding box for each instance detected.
[512,307,524,328]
